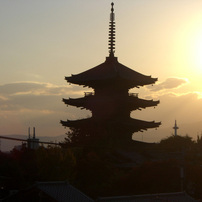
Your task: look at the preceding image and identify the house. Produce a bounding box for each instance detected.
[97,192,197,202]
[2,180,197,202]
[3,181,93,202]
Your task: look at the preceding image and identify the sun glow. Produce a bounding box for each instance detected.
[175,17,202,76]
[188,30,202,72]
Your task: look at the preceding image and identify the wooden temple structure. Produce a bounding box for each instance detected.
[61,3,161,145]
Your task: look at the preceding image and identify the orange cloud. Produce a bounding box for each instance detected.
[147,77,189,92]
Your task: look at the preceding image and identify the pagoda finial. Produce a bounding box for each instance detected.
[109,2,115,57]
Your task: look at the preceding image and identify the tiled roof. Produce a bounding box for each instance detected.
[61,117,161,132]
[97,192,197,202]
[63,96,159,111]
[36,181,93,202]
[65,56,157,88]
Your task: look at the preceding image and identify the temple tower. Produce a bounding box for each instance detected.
[173,120,179,136]
[61,3,160,145]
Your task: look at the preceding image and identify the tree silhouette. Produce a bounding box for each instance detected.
[159,135,194,151]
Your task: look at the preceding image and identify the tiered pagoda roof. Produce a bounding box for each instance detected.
[61,2,161,145]
[66,56,157,89]
[63,95,159,111]
[61,118,160,133]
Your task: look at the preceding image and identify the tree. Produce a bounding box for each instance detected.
[63,127,90,146]
[159,135,194,152]
[62,127,111,147]
[35,146,76,181]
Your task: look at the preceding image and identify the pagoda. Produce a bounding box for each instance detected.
[61,3,161,145]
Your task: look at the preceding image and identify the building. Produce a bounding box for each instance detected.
[97,192,197,202]
[3,181,94,202]
[3,181,197,202]
[61,3,161,146]
[27,127,39,150]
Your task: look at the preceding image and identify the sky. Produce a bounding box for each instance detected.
[1,0,202,142]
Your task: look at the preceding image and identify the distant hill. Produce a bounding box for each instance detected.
[2,120,202,151]
[0,134,66,152]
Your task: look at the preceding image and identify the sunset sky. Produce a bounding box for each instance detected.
[1,0,202,142]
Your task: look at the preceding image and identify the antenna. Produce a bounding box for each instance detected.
[28,127,30,139]
[108,2,116,57]
[33,127,35,139]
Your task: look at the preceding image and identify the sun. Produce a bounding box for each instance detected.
[174,24,202,91]
[188,30,202,73]
[175,22,202,76]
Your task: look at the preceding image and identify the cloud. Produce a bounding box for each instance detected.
[133,91,202,125]
[0,81,91,136]
[147,77,189,92]
[133,92,202,142]
[0,82,65,96]
[0,81,90,112]
[132,90,202,143]
[2,80,202,139]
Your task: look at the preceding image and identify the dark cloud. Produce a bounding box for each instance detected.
[147,77,188,92]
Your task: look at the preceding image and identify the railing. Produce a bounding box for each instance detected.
[84,92,138,97]
[84,92,94,97]
[129,93,138,97]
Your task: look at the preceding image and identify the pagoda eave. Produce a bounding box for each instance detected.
[65,76,157,89]
[61,118,161,132]
[63,96,160,110]
[65,57,157,88]
[124,118,161,131]
[60,118,92,128]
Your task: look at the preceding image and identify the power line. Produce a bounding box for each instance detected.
[0,136,62,146]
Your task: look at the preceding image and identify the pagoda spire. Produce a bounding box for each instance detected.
[61,2,161,146]
[109,2,115,57]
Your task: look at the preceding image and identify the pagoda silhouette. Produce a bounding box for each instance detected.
[61,3,161,146]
